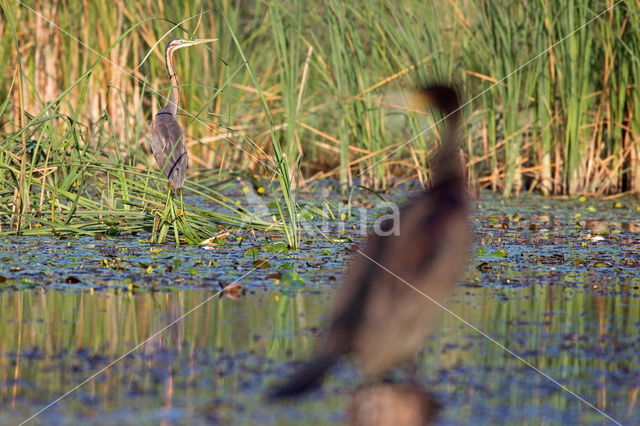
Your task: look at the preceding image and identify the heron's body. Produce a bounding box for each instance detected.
[148,38,216,188]
[149,111,187,188]
[268,86,470,397]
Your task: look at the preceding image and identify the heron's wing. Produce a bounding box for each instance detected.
[148,114,188,188]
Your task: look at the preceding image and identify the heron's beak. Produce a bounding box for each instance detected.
[183,38,218,48]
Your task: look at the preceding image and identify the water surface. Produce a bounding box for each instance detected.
[1,193,639,425]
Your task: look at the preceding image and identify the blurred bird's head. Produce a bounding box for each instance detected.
[382,85,461,117]
[414,85,461,116]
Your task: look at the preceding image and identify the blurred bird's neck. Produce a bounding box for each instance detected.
[164,47,180,116]
[432,114,463,185]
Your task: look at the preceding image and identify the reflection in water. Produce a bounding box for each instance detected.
[0,289,333,424]
[348,384,440,426]
[222,283,246,300]
[0,280,638,424]
[11,292,22,410]
[143,294,184,425]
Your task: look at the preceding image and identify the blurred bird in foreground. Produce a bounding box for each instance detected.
[268,85,470,398]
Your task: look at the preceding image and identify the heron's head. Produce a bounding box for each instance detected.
[165,37,217,53]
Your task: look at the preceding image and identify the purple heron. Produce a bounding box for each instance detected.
[268,85,470,398]
[148,37,216,208]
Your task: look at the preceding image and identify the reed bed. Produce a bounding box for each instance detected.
[1,0,638,238]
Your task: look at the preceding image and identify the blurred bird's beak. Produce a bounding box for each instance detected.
[381,90,432,114]
[406,90,431,109]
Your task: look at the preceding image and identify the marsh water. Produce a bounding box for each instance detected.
[1,192,639,425]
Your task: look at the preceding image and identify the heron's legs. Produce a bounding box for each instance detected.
[150,185,172,218]
[152,184,173,215]
[152,184,197,245]
[165,184,173,210]
[178,188,186,218]
[151,184,175,244]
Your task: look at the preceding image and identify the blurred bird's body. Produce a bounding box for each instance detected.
[269,86,470,397]
[333,176,468,377]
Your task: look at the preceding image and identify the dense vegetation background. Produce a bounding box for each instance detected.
[1,0,638,236]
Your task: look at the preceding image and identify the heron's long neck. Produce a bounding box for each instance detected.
[164,47,179,116]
